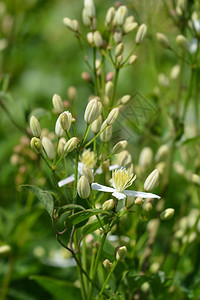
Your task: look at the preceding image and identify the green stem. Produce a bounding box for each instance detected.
[82,238,88,293]
[0,256,15,300]
[73,150,79,202]
[110,68,119,107]
[98,260,118,298]
[93,47,98,95]
[84,125,108,148]
[81,124,90,146]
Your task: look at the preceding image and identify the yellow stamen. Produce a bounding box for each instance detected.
[80,149,95,168]
[112,168,136,192]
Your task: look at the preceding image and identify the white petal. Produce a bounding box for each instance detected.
[91,183,115,193]
[123,190,160,199]
[78,162,84,175]
[58,174,75,187]
[109,164,119,171]
[112,191,126,200]
[95,167,102,174]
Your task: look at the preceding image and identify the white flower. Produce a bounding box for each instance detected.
[91,168,160,200]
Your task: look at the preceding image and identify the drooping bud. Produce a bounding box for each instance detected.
[116,246,127,261]
[83,165,94,183]
[128,55,137,64]
[93,31,103,48]
[105,7,115,26]
[57,137,66,157]
[103,259,113,269]
[52,94,64,114]
[156,33,170,48]
[64,137,79,153]
[116,6,128,26]
[138,147,153,167]
[100,121,112,142]
[30,137,42,154]
[102,199,115,211]
[77,175,90,199]
[91,115,102,134]
[115,43,124,57]
[105,81,114,98]
[160,208,175,221]
[82,8,91,26]
[84,99,100,124]
[123,22,138,34]
[30,116,41,138]
[42,137,55,160]
[144,169,159,191]
[84,0,95,18]
[135,24,147,44]
[59,111,72,132]
[176,35,189,51]
[68,86,76,102]
[112,140,128,154]
[106,108,119,125]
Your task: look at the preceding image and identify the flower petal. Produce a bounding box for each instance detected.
[123,190,160,199]
[109,164,119,171]
[91,183,115,193]
[58,174,75,187]
[95,167,102,174]
[112,191,126,200]
[78,162,84,175]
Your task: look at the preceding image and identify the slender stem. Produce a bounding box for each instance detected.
[84,125,108,148]
[75,231,87,300]
[81,124,91,145]
[98,260,118,298]
[110,68,119,107]
[73,150,79,202]
[93,47,98,95]
[122,45,137,66]
[54,150,67,168]
[100,56,105,104]
[82,238,88,293]
[53,138,60,165]
[0,256,15,300]
[40,153,52,170]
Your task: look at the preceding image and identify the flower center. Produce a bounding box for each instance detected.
[112,168,136,192]
[80,149,95,168]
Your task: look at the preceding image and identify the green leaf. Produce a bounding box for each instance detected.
[82,218,106,236]
[21,185,54,217]
[65,209,110,227]
[58,204,85,216]
[30,275,81,300]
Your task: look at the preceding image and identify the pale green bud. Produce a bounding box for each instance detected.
[143,202,152,212]
[64,137,79,153]
[91,115,102,134]
[116,246,127,261]
[124,16,134,25]
[128,55,137,65]
[191,174,200,186]
[119,95,131,105]
[84,0,95,18]
[93,31,103,48]
[42,137,55,160]
[170,65,180,80]
[30,115,41,138]
[82,8,91,26]
[155,144,169,162]
[144,169,159,191]
[83,165,94,183]
[113,31,122,43]
[87,32,93,44]
[118,150,132,166]
[177,0,187,12]
[115,43,124,57]
[82,72,92,83]
[123,22,138,34]
[72,20,80,32]
[103,259,113,269]
[57,137,66,157]
[102,199,115,211]
[139,147,153,167]
[176,35,189,51]
[106,107,119,125]
[77,175,90,199]
[30,137,42,154]
[113,140,128,154]
[55,117,65,137]
[68,86,76,102]
[160,208,174,221]
[105,7,115,26]
[117,54,123,64]
[135,197,144,206]
[116,6,128,26]
[0,245,11,255]
[156,33,170,48]
[105,81,114,98]
[59,111,72,132]
[135,24,147,44]
[100,120,112,142]
[158,73,169,88]
[63,18,80,32]
[52,94,64,114]
[84,99,100,124]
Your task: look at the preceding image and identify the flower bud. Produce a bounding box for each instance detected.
[135,24,147,44]
[55,117,65,137]
[123,22,138,34]
[113,140,128,154]
[82,8,91,26]
[93,31,103,48]
[100,121,112,142]
[0,245,11,255]
[177,0,187,12]
[170,65,180,80]
[64,137,79,153]
[158,73,169,87]
[91,115,102,134]
[117,150,132,166]
[102,199,115,211]
[115,43,124,57]
[59,111,72,132]
[87,32,93,44]
[52,94,64,114]
[30,137,42,154]
[128,55,137,65]
[116,6,128,26]
[42,137,55,160]
[77,176,90,199]
[105,7,115,26]
[84,99,100,124]
[30,115,41,138]
[135,197,144,206]
[106,108,119,125]
[191,174,200,186]
[119,95,131,105]
[113,31,122,43]
[143,202,152,212]
[155,144,169,162]
[160,208,175,221]
[83,165,94,183]
[144,169,159,191]
[176,35,189,51]
[117,54,123,64]
[116,246,127,261]
[103,259,113,269]
[82,72,92,83]
[68,86,76,102]
[84,0,95,18]
[139,147,153,167]
[57,137,66,157]
[106,72,114,82]
[105,81,114,98]
[63,18,80,32]
[156,33,170,48]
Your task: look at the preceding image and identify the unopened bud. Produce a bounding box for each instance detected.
[106,108,119,125]
[116,246,127,261]
[52,94,64,114]
[177,0,187,12]
[30,115,41,138]
[59,111,72,132]
[106,72,114,82]
[103,259,113,269]
[115,43,124,57]
[0,245,11,255]
[118,150,132,166]
[84,0,95,18]
[83,165,94,183]
[94,31,103,48]
[87,32,93,44]
[57,137,66,157]
[135,197,144,206]
[155,144,169,162]
[77,175,90,199]
[116,6,128,26]
[158,73,169,87]
[105,81,114,98]
[113,140,128,154]
[135,24,147,44]
[82,72,92,83]
[91,115,102,134]
[191,174,200,186]
[117,54,123,64]
[128,55,137,64]
[42,137,55,160]
[119,95,131,105]
[139,147,153,167]
[68,86,76,102]
[82,8,91,26]
[30,137,42,154]
[84,99,100,124]
[143,202,152,212]
[63,18,80,32]
[105,7,115,26]
[160,208,174,221]
[123,22,138,34]
[176,35,189,51]
[170,65,180,80]
[144,169,159,191]
[55,117,65,137]
[102,199,115,211]
[156,33,170,48]
[64,137,79,153]
[100,121,112,142]
[113,31,122,43]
